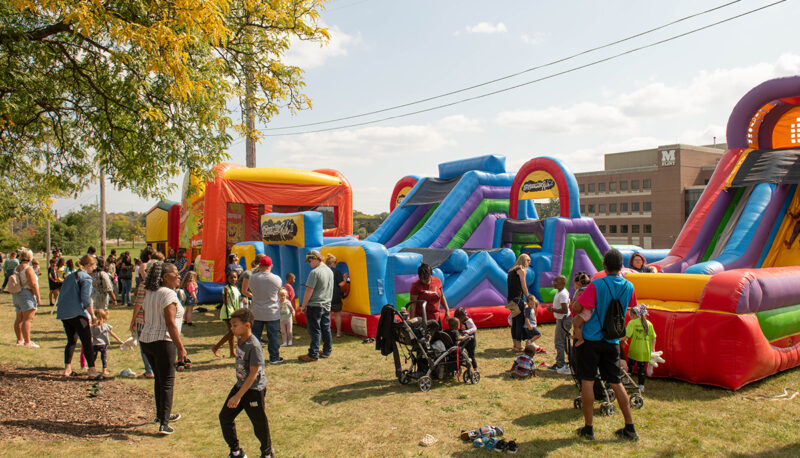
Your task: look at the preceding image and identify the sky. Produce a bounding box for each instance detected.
[54,0,800,216]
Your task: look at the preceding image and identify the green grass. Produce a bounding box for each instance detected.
[2,273,800,456]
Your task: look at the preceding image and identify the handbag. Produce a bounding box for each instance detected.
[505,297,522,318]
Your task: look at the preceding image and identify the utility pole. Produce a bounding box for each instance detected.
[245,69,256,168]
[45,215,51,267]
[99,172,107,258]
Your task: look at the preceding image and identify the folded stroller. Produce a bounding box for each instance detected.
[376,301,479,392]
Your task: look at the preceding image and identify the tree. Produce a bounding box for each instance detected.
[126,219,144,248]
[534,198,561,220]
[1,1,328,211]
[107,214,128,246]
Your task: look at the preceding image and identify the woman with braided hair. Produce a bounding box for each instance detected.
[139,260,187,435]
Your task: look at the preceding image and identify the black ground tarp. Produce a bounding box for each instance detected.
[399,248,455,268]
[730,148,800,188]
[501,219,544,246]
[401,177,461,207]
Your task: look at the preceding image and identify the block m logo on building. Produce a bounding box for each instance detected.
[661,149,676,166]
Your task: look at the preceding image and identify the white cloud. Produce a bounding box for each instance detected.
[465,22,507,34]
[495,103,634,133]
[436,115,483,133]
[520,32,547,45]
[284,25,361,69]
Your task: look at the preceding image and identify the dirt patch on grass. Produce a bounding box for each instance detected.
[0,364,152,442]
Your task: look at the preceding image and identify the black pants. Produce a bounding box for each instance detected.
[627,358,647,385]
[219,386,272,456]
[62,316,96,367]
[463,337,477,369]
[141,340,177,424]
[94,344,108,369]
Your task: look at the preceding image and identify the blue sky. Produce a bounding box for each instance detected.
[56,0,800,216]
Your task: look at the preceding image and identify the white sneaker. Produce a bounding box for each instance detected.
[288,340,293,346]
[280,343,287,347]
[556,365,572,375]
[638,384,645,393]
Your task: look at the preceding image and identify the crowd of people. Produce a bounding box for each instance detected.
[2,242,656,451]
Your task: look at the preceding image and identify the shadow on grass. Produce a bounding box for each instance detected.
[1,419,152,440]
[310,378,409,404]
[729,443,800,457]
[477,347,516,359]
[513,407,578,427]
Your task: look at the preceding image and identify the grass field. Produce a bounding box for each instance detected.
[1,273,800,457]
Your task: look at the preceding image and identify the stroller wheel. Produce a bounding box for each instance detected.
[573,397,582,410]
[630,393,644,409]
[419,375,432,392]
[398,370,410,385]
[471,371,480,384]
[606,388,616,403]
[600,402,615,417]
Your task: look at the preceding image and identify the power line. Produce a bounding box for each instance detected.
[266,0,743,131]
[265,0,786,137]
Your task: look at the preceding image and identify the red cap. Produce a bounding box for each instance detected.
[260,256,272,267]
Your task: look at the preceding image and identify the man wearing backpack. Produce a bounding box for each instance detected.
[572,249,639,441]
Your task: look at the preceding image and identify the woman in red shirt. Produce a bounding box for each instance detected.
[408,263,450,324]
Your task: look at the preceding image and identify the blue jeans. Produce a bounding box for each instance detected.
[306,306,332,359]
[119,278,132,306]
[252,320,281,362]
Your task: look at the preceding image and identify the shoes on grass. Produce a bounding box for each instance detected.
[506,440,518,453]
[615,427,639,441]
[158,423,174,435]
[576,426,595,441]
[298,354,317,362]
[228,448,248,458]
[556,365,572,375]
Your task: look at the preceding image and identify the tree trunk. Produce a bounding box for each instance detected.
[99,171,107,258]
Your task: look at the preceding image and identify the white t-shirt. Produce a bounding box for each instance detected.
[553,288,571,320]
[139,287,184,343]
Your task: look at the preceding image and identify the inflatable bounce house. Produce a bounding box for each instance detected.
[145,200,181,255]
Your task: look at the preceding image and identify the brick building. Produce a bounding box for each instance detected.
[574,143,726,249]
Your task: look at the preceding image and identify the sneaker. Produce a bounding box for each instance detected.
[576,426,595,441]
[155,413,182,424]
[158,423,174,435]
[484,437,498,450]
[288,341,293,346]
[535,347,547,354]
[280,343,287,347]
[298,354,318,362]
[546,364,558,371]
[556,365,572,375]
[506,440,518,454]
[615,427,639,441]
[319,353,330,359]
[638,384,645,393]
[460,430,479,441]
[473,437,486,448]
[24,342,40,348]
[270,358,285,365]
[228,448,248,458]
[494,439,507,452]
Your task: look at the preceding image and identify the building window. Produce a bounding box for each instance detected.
[685,188,704,219]
[599,204,606,213]
[621,225,628,234]
[632,224,640,233]
[609,203,617,213]
[579,183,585,193]
[644,201,652,212]
[598,182,606,192]
[643,179,652,189]
[580,204,586,214]
[609,182,617,192]
[644,224,652,234]
[631,180,640,190]
[588,183,595,193]
[588,204,595,213]
[599,225,606,233]
[610,225,617,234]
[620,181,628,191]
[632,202,640,212]
[620,202,628,213]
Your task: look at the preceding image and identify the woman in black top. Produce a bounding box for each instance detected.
[507,253,533,352]
[117,252,134,306]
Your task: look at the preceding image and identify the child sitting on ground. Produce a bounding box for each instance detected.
[279,288,295,346]
[453,307,478,370]
[219,308,273,458]
[508,344,537,378]
[621,304,657,392]
[91,309,124,376]
[569,271,592,346]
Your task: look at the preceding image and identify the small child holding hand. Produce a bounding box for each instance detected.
[91,309,124,376]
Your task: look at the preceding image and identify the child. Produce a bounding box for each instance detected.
[508,344,537,378]
[279,288,294,346]
[547,274,572,374]
[284,273,296,305]
[622,304,656,392]
[181,271,198,326]
[212,270,240,358]
[219,308,273,458]
[444,317,466,344]
[48,258,62,308]
[453,307,478,370]
[31,259,41,276]
[134,258,143,288]
[91,309,124,376]
[523,296,543,353]
[569,271,592,347]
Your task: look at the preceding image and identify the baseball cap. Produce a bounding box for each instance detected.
[260,256,272,267]
[306,250,322,261]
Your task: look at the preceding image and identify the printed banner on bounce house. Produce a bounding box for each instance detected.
[518,170,559,200]
[260,212,323,248]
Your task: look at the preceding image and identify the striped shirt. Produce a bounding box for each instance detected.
[139,287,184,343]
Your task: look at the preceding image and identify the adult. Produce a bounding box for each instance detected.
[11,248,41,348]
[507,254,533,352]
[573,249,639,441]
[92,257,117,310]
[237,254,264,309]
[629,253,655,273]
[174,248,189,278]
[117,252,134,306]
[139,261,186,435]
[2,250,19,292]
[106,252,118,294]
[57,254,100,378]
[225,253,243,277]
[243,256,284,365]
[86,246,97,258]
[299,250,333,362]
[408,263,450,325]
[130,246,157,379]
[325,254,349,338]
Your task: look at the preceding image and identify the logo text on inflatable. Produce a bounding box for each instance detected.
[518,170,559,200]
[260,214,305,247]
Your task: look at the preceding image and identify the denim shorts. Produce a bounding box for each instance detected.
[13,289,38,313]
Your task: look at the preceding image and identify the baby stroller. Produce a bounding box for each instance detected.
[377,302,480,392]
[564,322,644,416]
